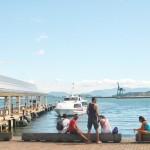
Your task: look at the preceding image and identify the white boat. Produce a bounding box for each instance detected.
[54,95,87,116]
[54,83,88,116]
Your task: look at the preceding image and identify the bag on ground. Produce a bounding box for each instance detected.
[56,119,64,130]
[112,127,118,134]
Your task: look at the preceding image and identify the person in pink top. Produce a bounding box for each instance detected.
[98,115,112,133]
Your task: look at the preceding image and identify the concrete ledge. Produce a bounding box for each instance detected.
[136,134,150,142]
[0,132,12,141]
[22,133,122,142]
[100,133,122,143]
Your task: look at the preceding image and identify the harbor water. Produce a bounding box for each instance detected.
[1,97,150,137]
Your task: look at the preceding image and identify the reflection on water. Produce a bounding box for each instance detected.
[2,97,150,137]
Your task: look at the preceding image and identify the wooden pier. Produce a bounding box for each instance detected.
[0,75,54,133]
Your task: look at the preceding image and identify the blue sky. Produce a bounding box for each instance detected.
[0,0,150,93]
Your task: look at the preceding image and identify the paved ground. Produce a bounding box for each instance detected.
[1,137,150,150]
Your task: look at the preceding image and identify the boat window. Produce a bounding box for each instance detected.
[64,97,78,101]
[74,104,81,108]
[82,102,87,106]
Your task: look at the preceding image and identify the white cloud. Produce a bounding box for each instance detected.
[28,80,42,84]
[34,49,45,56]
[36,34,48,42]
[79,80,102,87]
[27,78,150,93]
[78,79,150,91]
[0,61,13,64]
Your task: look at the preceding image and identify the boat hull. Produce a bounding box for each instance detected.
[54,108,86,116]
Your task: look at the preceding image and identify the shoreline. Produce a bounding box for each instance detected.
[85,96,150,99]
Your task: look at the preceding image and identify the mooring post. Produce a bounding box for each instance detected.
[8,96,11,115]
[8,120,11,132]
[13,119,16,128]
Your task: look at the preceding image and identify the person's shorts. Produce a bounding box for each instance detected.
[87,119,99,130]
[70,130,78,135]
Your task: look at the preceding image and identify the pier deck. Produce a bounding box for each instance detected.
[0,107,47,121]
[0,136,149,150]
[0,75,52,132]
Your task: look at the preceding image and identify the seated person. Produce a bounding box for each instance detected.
[98,115,111,133]
[58,114,70,134]
[69,114,88,142]
[134,116,150,142]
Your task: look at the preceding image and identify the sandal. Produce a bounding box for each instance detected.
[86,140,90,144]
[97,141,102,144]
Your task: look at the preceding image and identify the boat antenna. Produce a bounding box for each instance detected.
[72,82,75,96]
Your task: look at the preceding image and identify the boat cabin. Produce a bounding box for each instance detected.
[64,97,80,101]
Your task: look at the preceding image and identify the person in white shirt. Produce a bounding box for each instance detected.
[98,115,111,133]
[58,114,70,134]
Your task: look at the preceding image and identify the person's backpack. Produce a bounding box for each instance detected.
[112,127,118,134]
[56,119,64,130]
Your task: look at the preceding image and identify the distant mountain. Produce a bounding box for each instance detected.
[48,87,150,97]
[86,88,117,97]
[48,92,69,97]
[82,87,150,97]
[79,94,92,97]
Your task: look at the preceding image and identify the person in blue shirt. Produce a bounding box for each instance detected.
[134,116,150,142]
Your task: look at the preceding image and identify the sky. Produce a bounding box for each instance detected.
[0,0,150,93]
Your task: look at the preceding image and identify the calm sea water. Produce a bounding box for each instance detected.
[1,97,150,137]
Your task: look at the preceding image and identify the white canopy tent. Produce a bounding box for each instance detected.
[0,75,48,115]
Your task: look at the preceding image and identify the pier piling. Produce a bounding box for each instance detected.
[8,120,11,132]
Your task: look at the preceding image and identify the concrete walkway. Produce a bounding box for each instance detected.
[1,136,150,150]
